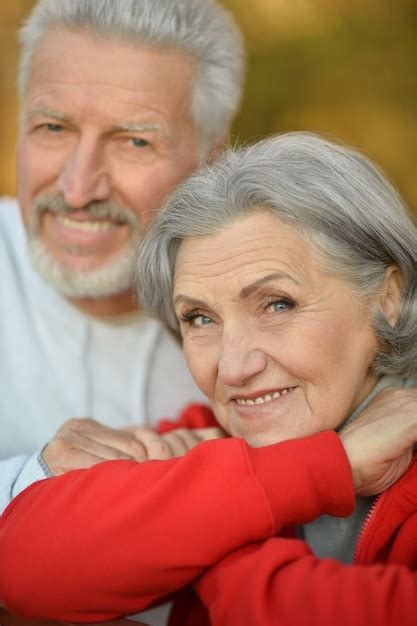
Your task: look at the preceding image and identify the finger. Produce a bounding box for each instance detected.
[42,440,110,475]
[161,429,201,457]
[43,429,146,476]
[131,426,174,460]
[59,418,148,462]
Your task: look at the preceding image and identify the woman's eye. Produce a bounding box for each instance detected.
[267,298,294,313]
[191,314,212,327]
[181,313,213,328]
[130,137,149,148]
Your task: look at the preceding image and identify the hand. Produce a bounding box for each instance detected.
[42,418,225,475]
[123,425,226,460]
[340,387,417,496]
[42,417,154,475]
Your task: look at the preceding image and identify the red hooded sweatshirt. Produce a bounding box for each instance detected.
[0,404,416,626]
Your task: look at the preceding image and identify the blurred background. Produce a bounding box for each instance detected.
[1,0,416,211]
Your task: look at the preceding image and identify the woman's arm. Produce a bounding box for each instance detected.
[0,430,352,622]
[196,536,417,626]
[2,388,417,622]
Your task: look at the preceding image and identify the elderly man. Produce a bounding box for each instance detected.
[0,0,245,515]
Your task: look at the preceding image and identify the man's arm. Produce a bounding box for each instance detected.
[0,455,49,515]
[0,430,353,622]
[1,389,417,622]
[0,403,219,515]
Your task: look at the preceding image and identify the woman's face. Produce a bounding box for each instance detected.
[173,211,381,447]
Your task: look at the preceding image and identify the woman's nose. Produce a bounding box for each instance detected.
[217,333,268,387]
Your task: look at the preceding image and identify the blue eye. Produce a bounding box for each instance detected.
[45,123,63,132]
[268,298,293,313]
[191,314,212,327]
[131,137,149,148]
[180,312,213,328]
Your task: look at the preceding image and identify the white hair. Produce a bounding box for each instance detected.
[18,0,246,153]
[136,132,417,378]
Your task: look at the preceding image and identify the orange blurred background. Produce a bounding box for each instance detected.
[1,0,416,211]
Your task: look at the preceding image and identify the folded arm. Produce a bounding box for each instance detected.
[0,429,352,621]
[196,537,417,626]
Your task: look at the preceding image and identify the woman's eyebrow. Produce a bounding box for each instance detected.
[239,272,299,300]
[173,295,207,308]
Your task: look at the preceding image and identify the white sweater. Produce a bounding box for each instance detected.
[0,198,205,513]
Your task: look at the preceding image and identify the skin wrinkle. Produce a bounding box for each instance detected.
[18,28,203,314]
[174,212,386,448]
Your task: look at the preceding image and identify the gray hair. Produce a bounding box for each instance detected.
[136,131,417,378]
[18,0,245,153]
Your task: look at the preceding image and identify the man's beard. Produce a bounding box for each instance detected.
[26,193,141,299]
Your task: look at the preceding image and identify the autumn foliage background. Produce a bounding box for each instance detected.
[1,0,416,213]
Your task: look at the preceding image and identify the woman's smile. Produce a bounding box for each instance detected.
[174,211,381,446]
[233,385,298,407]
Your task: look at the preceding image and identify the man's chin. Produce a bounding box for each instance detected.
[27,237,136,300]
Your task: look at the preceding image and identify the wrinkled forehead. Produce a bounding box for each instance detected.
[173,212,321,298]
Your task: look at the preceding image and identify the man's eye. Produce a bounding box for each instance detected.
[45,123,64,132]
[130,137,149,148]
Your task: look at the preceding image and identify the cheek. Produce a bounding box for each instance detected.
[274,313,375,388]
[183,338,231,433]
[183,341,215,398]
[120,169,181,226]
[16,145,36,218]
[16,141,58,205]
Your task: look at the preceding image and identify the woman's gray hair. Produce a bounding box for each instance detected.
[136,131,417,377]
[18,0,245,154]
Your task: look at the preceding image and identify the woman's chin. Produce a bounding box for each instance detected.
[230,425,289,448]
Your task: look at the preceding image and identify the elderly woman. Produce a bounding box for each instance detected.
[1,133,417,626]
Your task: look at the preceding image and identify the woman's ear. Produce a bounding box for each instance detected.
[379,265,403,327]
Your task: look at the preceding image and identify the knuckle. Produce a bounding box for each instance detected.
[127,438,147,460]
[171,428,188,438]
[154,438,171,456]
[63,416,95,430]
[50,434,70,451]
[77,416,97,427]
[61,417,81,429]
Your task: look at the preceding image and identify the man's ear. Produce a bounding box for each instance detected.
[206,136,229,165]
[379,265,403,327]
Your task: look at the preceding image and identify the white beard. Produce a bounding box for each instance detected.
[26,193,141,299]
[28,235,139,299]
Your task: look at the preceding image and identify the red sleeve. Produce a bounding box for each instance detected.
[156,403,220,432]
[0,431,354,622]
[196,538,417,626]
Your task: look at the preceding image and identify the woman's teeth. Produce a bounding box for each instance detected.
[236,388,294,406]
[58,215,114,233]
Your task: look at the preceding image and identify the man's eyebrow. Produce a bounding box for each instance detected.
[239,272,299,299]
[112,122,163,133]
[27,107,73,123]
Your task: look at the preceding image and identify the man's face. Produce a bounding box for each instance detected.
[17,29,201,313]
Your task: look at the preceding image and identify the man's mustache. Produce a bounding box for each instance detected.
[31,193,140,229]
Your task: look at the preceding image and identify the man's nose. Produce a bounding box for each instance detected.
[217,330,268,387]
[57,137,111,208]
